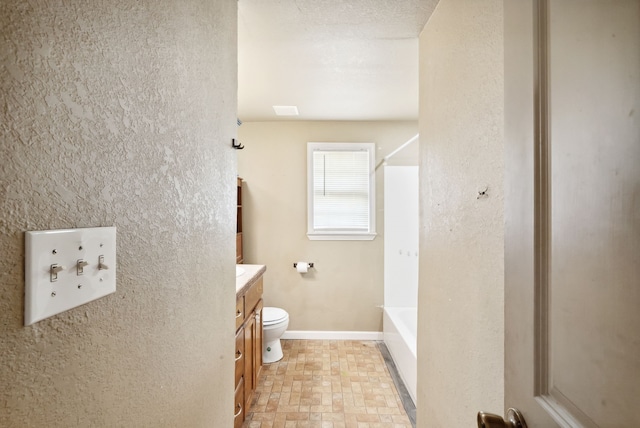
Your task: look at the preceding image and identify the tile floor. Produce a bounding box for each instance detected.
[243,339,413,428]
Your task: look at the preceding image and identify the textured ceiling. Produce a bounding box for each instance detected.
[238,0,438,122]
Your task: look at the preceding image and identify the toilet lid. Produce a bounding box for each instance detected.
[263,307,288,325]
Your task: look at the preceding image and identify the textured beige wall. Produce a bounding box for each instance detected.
[417,0,505,426]
[237,121,418,331]
[1,1,237,427]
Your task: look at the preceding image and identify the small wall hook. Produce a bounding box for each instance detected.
[477,186,489,199]
[232,139,244,150]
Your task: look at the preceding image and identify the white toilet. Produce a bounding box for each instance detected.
[262,307,289,363]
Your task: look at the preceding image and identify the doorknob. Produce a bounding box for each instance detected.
[477,408,527,428]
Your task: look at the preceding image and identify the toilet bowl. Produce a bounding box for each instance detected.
[262,307,289,363]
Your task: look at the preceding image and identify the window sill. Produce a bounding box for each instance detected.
[307,232,377,241]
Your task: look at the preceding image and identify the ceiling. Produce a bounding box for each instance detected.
[237,0,438,122]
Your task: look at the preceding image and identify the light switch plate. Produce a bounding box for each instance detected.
[25,227,116,326]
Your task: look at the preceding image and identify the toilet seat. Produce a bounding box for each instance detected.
[263,307,288,326]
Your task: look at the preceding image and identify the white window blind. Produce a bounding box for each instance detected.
[307,142,376,240]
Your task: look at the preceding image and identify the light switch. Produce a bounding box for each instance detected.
[24,226,116,326]
[77,259,89,275]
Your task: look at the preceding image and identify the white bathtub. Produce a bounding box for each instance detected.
[383,306,417,404]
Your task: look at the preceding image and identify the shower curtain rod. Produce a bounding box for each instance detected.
[374,133,419,171]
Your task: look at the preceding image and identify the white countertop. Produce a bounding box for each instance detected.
[235,264,266,296]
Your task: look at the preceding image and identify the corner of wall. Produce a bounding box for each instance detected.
[417,0,505,425]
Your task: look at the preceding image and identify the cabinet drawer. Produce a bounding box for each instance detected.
[235,327,244,387]
[235,296,244,330]
[245,277,263,314]
[234,377,244,428]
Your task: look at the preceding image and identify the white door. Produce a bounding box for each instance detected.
[489,0,640,427]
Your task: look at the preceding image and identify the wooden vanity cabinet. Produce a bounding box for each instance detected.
[234,274,263,427]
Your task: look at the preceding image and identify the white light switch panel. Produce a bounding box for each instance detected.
[25,226,116,326]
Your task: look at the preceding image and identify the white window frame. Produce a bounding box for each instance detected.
[307,142,377,241]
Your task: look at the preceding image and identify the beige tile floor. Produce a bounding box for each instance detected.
[243,339,413,428]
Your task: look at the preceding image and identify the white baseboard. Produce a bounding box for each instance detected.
[281,330,384,341]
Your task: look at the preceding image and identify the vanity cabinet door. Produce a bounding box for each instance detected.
[243,311,256,410]
[254,300,263,378]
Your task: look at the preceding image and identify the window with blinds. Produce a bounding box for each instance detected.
[307,142,376,240]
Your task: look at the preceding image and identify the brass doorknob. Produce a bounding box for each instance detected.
[477,408,527,428]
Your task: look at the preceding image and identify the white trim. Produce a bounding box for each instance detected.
[307,232,377,241]
[281,330,384,341]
